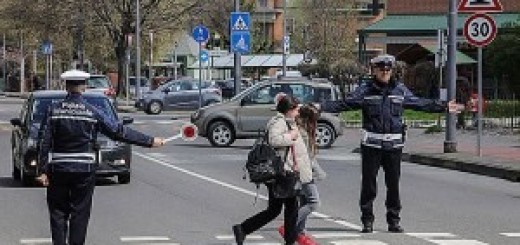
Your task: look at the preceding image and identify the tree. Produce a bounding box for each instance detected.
[90,0,200,95]
[486,18,520,96]
[293,0,359,71]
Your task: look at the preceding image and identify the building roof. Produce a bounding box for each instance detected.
[189,54,316,69]
[396,44,476,65]
[361,13,519,34]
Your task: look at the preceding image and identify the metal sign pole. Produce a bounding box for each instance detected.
[477,47,483,157]
[198,42,202,109]
[444,0,458,153]
[234,0,241,96]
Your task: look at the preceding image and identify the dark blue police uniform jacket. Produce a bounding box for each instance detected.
[38,93,153,173]
[321,79,445,150]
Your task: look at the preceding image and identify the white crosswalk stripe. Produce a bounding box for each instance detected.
[330,240,387,245]
[407,233,488,245]
[20,238,52,244]
[216,234,264,240]
[500,233,520,237]
[311,232,361,239]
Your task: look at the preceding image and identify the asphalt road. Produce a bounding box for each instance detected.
[0,109,519,244]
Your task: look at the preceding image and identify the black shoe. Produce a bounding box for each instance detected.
[233,224,245,245]
[361,222,373,233]
[388,224,404,233]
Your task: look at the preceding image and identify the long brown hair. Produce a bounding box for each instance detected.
[297,104,320,155]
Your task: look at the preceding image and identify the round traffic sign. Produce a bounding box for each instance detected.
[463,13,497,47]
[192,25,210,43]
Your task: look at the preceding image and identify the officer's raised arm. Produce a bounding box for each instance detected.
[91,107,164,147]
[318,83,367,113]
[399,84,447,113]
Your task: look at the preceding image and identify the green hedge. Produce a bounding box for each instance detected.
[341,110,441,121]
[485,100,520,118]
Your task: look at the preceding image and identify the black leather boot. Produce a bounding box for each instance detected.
[361,222,373,233]
[388,224,404,233]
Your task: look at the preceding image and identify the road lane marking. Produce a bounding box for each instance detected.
[134,152,362,231]
[500,233,520,237]
[120,236,171,242]
[427,240,488,245]
[407,233,457,238]
[331,240,387,245]
[20,238,52,244]
[216,234,264,240]
[312,232,361,239]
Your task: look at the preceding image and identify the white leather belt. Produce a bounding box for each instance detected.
[362,130,402,141]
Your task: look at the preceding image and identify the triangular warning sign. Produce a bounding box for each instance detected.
[234,16,248,31]
[458,0,503,13]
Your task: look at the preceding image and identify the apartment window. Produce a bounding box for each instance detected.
[257,0,268,8]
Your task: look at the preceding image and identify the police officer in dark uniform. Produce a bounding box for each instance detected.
[36,69,165,245]
[319,55,459,233]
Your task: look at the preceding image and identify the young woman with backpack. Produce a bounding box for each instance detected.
[233,94,313,245]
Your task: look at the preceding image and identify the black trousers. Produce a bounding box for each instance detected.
[47,172,96,245]
[241,184,299,244]
[359,145,402,226]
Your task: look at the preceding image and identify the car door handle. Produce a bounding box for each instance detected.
[270,107,277,111]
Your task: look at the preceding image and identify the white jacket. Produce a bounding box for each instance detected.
[267,113,313,184]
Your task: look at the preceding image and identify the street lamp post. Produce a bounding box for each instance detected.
[135,0,142,99]
[444,0,458,153]
[173,42,178,80]
[282,0,287,77]
[149,31,154,80]
[2,34,6,90]
[125,34,133,106]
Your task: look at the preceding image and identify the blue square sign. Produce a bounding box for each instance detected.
[230,12,251,32]
[230,32,250,54]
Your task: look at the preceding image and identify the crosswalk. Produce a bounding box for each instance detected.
[18,232,520,244]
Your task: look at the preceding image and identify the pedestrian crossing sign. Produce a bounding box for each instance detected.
[230,12,250,32]
[230,32,250,54]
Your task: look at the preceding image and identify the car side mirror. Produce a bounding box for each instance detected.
[10,118,22,127]
[122,117,134,125]
[162,88,170,94]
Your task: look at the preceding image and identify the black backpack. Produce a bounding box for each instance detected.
[245,128,290,184]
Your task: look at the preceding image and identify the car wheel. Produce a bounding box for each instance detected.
[19,163,32,187]
[11,147,20,180]
[316,122,335,149]
[146,101,163,114]
[208,121,235,147]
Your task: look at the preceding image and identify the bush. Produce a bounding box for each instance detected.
[485,100,520,118]
[341,110,442,121]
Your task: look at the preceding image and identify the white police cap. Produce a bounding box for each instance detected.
[60,69,90,81]
[370,54,396,67]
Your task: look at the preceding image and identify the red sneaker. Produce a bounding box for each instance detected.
[297,233,319,245]
[278,225,285,237]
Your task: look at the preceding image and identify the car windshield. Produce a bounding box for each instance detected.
[86,76,110,88]
[231,82,335,103]
[32,97,116,123]
[129,77,148,86]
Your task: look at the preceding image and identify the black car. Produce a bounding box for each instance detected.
[10,91,134,186]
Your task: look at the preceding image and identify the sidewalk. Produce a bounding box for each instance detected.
[342,128,520,182]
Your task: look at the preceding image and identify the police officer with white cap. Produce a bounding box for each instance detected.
[37,69,165,245]
[319,55,460,233]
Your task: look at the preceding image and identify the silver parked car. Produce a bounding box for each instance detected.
[191,77,343,148]
[86,74,116,103]
[136,79,222,114]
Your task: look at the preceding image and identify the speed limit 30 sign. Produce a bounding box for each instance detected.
[463,13,497,47]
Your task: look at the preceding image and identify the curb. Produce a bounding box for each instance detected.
[402,152,520,182]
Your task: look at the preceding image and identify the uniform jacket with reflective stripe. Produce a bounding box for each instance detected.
[38,93,154,173]
[321,79,446,149]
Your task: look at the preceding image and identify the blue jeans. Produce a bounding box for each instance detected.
[296,182,320,234]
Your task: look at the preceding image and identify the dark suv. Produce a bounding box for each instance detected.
[191,77,343,148]
[10,91,134,186]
